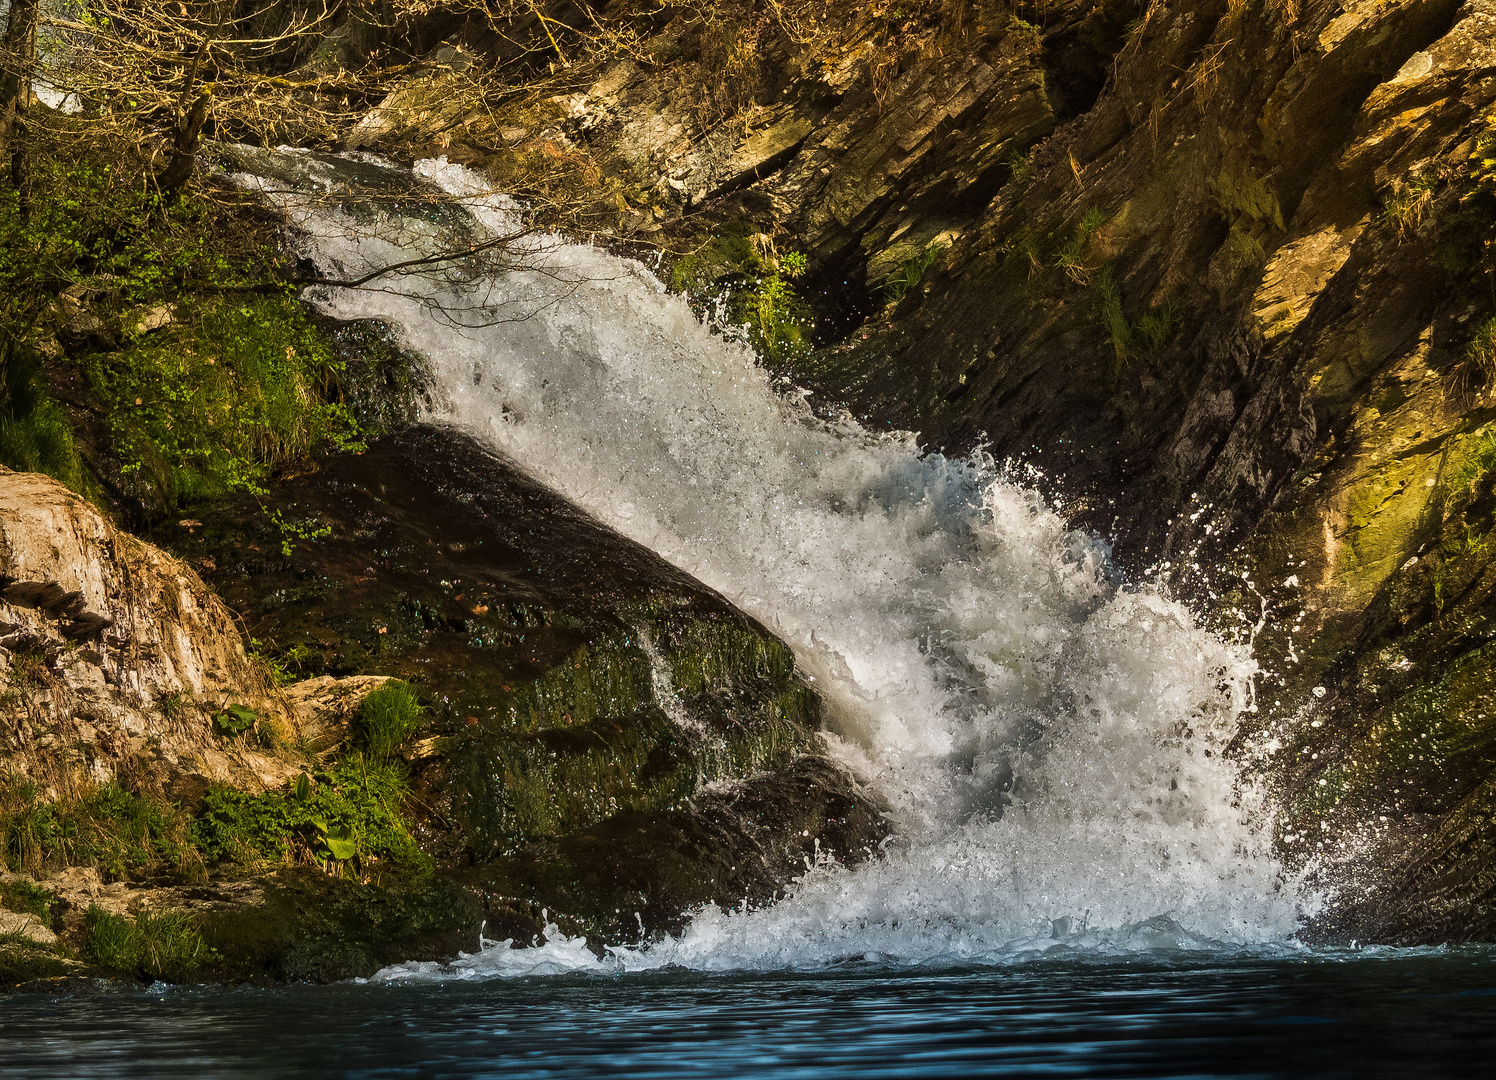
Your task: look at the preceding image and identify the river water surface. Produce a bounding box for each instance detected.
[4,951,1494,1077]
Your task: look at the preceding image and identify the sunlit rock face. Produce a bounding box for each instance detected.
[0,467,296,792]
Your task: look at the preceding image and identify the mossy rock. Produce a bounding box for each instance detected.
[166,427,886,947]
[187,868,483,983]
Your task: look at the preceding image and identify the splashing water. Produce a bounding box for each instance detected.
[230,150,1315,973]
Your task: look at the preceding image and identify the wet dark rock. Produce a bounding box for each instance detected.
[167,425,888,945]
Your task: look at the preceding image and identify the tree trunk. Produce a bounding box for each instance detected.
[0,0,40,207]
[155,88,211,197]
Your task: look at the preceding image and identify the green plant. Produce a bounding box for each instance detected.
[1472,110,1495,196]
[213,703,258,739]
[1383,167,1443,239]
[1004,149,1032,186]
[83,297,362,513]
[85,904,208,981]
[0,878,55,921]
[0,343,87,492]
[0,776,199,878]
[1449,427,1496,491]
[266,508,334,556]
[191,756,426,878]
[1466,316,1496,387]
[883,242,945,304]
[357,681,424,760]
[6,649,50,688]
[1055,208,1108,284]
[1096,265,1175,366]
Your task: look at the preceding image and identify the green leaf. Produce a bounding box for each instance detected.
[213,703,258,737]
[323,825,357,860]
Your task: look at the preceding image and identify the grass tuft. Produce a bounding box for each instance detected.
[85,904,208,982]
[357,681,424,760]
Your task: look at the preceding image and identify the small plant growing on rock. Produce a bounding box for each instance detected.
[0,878,55,921]
[8,649,52,688]
[1382,166,1445,240]
[1466,317,1496,388]
[1055,208,1108,284]
[357,681,424,760]
[213,703,258,739]
[1096,266,1175,367]
[883,242,946,304]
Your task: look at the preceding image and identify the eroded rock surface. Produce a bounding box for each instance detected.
[0,467,296,791]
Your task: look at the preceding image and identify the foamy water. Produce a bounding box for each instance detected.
[229,150,1317,974]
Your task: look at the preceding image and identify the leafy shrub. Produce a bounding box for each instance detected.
[357,681,424,760]
[191,757,427,879]
[80,297,362,511]
[85,905,208,982]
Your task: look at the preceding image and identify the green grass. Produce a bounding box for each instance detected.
[1096,265,1174,367]
[883,242,945,304]
[0,124,353,513]
[1055,208,1108,284]
[0,878,56,921]
[0,777,200,879]
[357,681,424,760]
[0,343,88,492]
[1466,316,1496,387]
[85,905,209,981]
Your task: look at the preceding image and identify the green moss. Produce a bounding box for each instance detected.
[357,680,424,759]
[659,617,797,695]
[454,612,813,855]
[85,905,209,982]
[1213,163,1285,232]
[1293,646,1496,832]
[0,937,75,984]
[505,641,649,733]
[1210,162,1284,277]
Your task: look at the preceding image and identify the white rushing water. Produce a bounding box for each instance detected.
[233,151,1316,973]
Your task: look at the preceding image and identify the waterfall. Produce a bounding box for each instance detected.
[230,149,1315,970]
